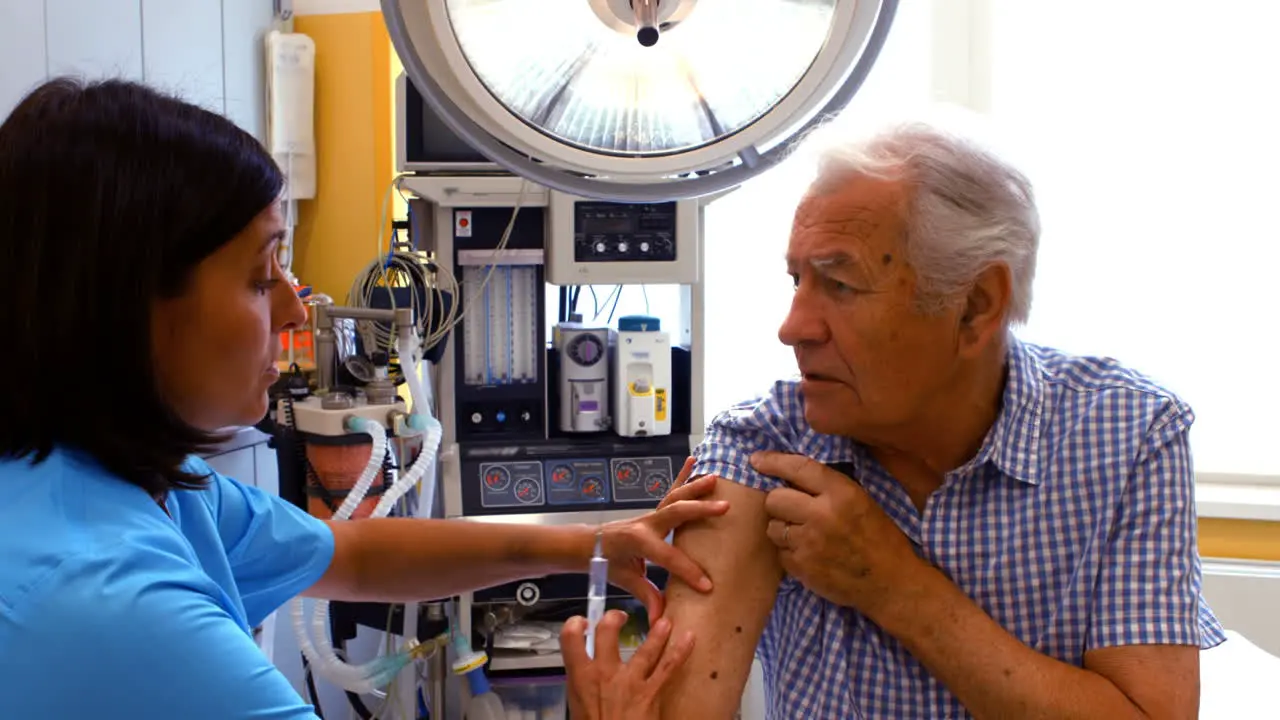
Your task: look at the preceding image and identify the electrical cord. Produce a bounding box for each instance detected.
[593,285,621,323]
[302,654,326,719]
[606,285,625,325]
[348,175,528,364]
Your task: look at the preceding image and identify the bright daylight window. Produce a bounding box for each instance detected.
[702,0,934,416]
[988,1,1280,481]
[703,1,1280,483]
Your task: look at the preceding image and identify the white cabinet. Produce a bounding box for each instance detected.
[0,0,272,141]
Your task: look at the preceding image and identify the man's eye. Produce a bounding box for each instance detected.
[826,278,861,296]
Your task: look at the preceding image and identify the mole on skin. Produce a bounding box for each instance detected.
[882,252,893,265]
[735,626,743,634]
[711,671,719,680]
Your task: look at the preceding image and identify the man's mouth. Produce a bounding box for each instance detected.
[801,372,839,383]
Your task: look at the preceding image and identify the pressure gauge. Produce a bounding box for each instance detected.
[381,0,898,202]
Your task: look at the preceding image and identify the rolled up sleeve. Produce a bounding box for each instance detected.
[693,381,804,493]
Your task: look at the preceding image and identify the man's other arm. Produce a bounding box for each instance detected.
[657,479,783,719]
[872,402,1206,720]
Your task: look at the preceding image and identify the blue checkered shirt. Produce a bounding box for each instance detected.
[692,335,1226,719]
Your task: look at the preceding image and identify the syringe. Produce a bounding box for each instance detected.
[585,528,608,659]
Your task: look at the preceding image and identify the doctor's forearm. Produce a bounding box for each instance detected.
[872,565,1148,720]
[310,518,594,602]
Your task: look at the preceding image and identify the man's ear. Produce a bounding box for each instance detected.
[957,263,1012,357]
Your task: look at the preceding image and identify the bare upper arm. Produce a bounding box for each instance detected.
[1084,644,1200,720]
[658,478,784,719]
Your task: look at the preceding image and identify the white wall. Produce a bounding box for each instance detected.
[0,0,275,140]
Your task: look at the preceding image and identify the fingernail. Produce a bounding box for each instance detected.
[652,618,670,634]
[716,501,729,509]
[698,576,713,591]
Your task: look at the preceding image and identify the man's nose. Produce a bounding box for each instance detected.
[777,290,828,347]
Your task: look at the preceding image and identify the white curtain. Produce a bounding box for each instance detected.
[702,1,1280,481]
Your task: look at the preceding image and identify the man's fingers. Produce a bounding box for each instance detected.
[646,629,696,691]
[750,451,832,495]
[766,518,792,549]
[763,487,812,524]
[628,617,673,679]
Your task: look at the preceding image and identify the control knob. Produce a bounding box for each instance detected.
[516,582,541,606]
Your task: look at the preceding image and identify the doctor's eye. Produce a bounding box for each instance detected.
[255,279,282,296]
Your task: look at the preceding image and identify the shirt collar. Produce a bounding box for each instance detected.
[964,333,1045,485]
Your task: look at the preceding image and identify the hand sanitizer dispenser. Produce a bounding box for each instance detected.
[611,315,671,438]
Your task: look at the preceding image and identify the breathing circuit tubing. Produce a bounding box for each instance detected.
[289,331,443,695]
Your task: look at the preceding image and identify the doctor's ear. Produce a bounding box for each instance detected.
[957,264,1011,356]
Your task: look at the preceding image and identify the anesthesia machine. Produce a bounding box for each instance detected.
[267,0,899,717]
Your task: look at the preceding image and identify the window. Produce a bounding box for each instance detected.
[987,1,1280,480]
[702,1,1280,484]
[703,0,936,416]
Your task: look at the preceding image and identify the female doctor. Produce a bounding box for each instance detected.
[0,78,710,719]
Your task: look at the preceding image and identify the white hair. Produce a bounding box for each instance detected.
[803,117,1040,325]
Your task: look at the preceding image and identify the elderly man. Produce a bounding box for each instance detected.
[656,122,1226,719]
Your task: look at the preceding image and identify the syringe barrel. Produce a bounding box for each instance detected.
[588,557,608,592]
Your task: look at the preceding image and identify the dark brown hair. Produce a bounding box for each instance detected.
[0,78,284,494]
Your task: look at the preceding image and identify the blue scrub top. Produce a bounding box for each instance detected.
[0,447,334,719]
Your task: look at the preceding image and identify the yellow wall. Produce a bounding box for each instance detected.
[291,11,393,301]
[294,9,1280,564]
[1200,519,1280,561]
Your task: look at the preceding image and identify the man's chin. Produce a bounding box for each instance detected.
[802,399,856,437]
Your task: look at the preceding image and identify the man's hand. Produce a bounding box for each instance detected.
[751,451,922,616]
[600,459,727,619]
[562,610,695,720]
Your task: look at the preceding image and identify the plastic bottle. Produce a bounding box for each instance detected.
[463,667,506,720]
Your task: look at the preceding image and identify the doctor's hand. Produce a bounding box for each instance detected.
[751,451,924,617]
[562,611,695,720]
[600,458,726,619]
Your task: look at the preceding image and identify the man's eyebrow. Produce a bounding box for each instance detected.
[785,251,856,269]
[809,251,858,270]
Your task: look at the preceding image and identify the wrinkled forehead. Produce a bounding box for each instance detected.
[787,177,908,268]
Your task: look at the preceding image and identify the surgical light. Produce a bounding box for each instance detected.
[382,0,899,202]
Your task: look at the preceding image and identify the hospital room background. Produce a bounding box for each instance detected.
[1,0,1276,718]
